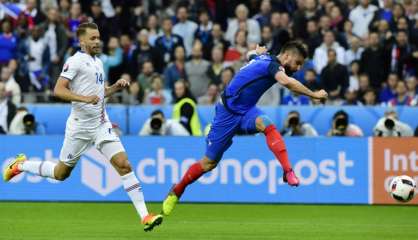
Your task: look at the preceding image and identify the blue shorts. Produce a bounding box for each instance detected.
[205,103,264,161]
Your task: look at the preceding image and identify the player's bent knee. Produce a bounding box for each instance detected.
[256,115,274,132]
[110,152,132,175]
[201,157,218,172]
[55,170,71,181]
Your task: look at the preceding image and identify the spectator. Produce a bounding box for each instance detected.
[225,4,261,44]
[220,66,235,91]
[198,83,220,105]
[88,0,110,44]
[66,2,88,48]
[253,0,272,28]
[100,36,122,81]
[292,0,319,39]
[205,23,230,58]
[24,0,47,26]
[139,110,189,136]
[389,81,414,106]
[348,60,360,91]
[0,20,17,66]
[341,20,357,48]
[164,45,187,90]
[357,73,371,101]
[42,7,68,83]
[207,46,224,85]
[23,25,51,91]
[362,88,378,105]
[144,74,171,105]
[260,25,278,54]
[330,5,345,32]
[342,89,362,105]
[9,107,45,135]
[224,30,248,69]
[281,110,318,136]
[360,32,386,88]
[173,5,198,56]
[379,72,399,103]
[303,69,321,91]
[386,30,416,79]
[0,82,16,134]
[155,17,184,67]
[172,80,202,136]
[374,110,413,137]
[109,34,136,82]
[129,63,154,104]
[146,14,161,47]
[349,0,378,38]
[376,19,391,44]
[327,110,364,137]
[390,3,406,32]
[1,66,21,106]
[313,30,345,73]
[305,20,322,58]
[194,9,213,58]
[131,29,162,74]
[406,76,417,98]
[320,48,349,101]
[185,41,210,97]
[344,36,364,65]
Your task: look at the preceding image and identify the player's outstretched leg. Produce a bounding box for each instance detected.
[110,151,163,232]
[3,154,71,182]
[256,115,300,186]
[162,157,216,216]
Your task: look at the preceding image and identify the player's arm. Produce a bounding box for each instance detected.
[105,78,130,97]
[275,71,328,100]
[246,45,268,61]
[54,77,100,104]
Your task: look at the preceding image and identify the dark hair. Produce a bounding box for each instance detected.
[280,41,308,59]
[151,109,164,117]
[327,48,337,55]
[222,66,235,75]
[333,110,348,120]
[76,22,98,37]
[173,79,196,103]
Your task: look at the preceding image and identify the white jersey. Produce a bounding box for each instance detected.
[60,51,109,132]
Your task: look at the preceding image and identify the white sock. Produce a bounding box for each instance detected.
[121,172,149,220]
[19,161,56,179]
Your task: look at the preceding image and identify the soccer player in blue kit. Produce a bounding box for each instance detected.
[162,41,328,215]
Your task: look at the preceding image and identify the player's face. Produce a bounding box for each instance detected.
[283,52,304,73]
[80,28,101,55]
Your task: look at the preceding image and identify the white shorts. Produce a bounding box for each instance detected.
[59,122,125,167]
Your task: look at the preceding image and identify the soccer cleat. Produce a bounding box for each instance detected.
[142,213,163,232]
[3,154,26,182]
[161,191,179,216]
[283,169,300,187]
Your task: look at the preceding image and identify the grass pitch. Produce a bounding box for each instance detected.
[0,202,417,240]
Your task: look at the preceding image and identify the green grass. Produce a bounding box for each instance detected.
[0,202,417,240]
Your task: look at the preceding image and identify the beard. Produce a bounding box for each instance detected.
[284,65,296,75]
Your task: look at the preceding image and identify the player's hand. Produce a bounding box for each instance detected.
[84,95,100,105]
[255,44,268,55]
[114,78,130,89]
[312,89,328,101]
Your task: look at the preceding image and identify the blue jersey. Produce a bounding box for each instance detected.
[222,54,283,114]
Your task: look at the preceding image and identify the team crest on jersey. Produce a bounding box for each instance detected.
[63,63,69,72]
[86,62,91,67]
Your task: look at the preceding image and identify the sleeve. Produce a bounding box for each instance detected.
[267,59,285,77]
[60,57,79,81]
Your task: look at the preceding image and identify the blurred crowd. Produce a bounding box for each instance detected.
[0,0,417,107]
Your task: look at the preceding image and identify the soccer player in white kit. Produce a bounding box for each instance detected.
[3,23,163,231]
